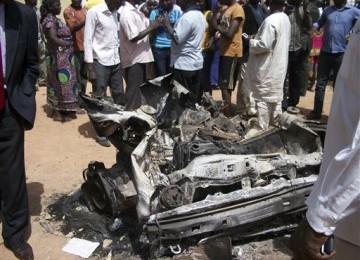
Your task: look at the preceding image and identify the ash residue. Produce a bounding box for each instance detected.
[43,190,147,259]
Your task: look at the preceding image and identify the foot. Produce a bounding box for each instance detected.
[96,136,111,147]
[76,107,86,114]
[52,110,63,122]
[5,241,34,260]
[306,111,321,120]
[65,111,77,120]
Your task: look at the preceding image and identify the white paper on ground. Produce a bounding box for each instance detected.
[62,237,100,258]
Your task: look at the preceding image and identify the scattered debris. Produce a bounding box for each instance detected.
[43,75,327,259]
[62,237,100,258]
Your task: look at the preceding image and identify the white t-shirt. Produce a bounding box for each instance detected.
[170,9,206,71]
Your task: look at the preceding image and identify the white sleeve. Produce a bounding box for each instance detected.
[84,10,96,63]
[173,16,191,45]
[306,20,360,235]
[120,11,140,41]
[249,20,275,55]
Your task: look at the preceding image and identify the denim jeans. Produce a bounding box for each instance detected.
[152,48,171,77]
[313,51,344,115]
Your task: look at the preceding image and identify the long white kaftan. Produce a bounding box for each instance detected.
[306,19,360,247]
[243,12,290,103]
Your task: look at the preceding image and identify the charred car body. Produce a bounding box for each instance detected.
[79,75,326,257]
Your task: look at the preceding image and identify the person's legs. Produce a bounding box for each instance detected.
[255,100,270,130]
[124,63,146,110]
[173,68,201,108]
[236,62,256,116]
[299,49,310,96]
[91,60,112,147]
[153,48,170,77]
[221,89,232,117]
[201,50,214,94]
[330,52,344,89]
[109,63,125,105]
[74,51,88,94]
[92,60,111,99]
[0,101,30,247]
[210,42,220,88]
[37,40,47,86]
[218,56,240,117]
[269,101,282,127]
[311,51,332,117]
[287,50,303,107]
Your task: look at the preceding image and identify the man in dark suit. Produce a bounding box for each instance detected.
[0,0,39,259]
[236,0,268,117]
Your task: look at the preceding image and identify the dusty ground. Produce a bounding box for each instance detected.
[0,85,333,260]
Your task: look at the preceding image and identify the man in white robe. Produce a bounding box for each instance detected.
[289,19,360,260]
[243,0,290,133]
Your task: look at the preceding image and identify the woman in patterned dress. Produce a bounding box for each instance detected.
[40,0,79,122]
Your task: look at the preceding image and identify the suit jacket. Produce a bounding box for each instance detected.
[4,0,39,130]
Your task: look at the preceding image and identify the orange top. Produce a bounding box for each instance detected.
[219,3,245,57]
[63,6,86,51]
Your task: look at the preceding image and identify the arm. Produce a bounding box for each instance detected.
[25,9,40,91]
[249,20,275,55]
[302,2,313,33]
[84,10,96,82]
[313,6,327,30]
[63,8,86,32]
[212,4,243,39]
[216,17,241,39]
[43,20,69,48]
[130,16,162,43]
[289,23,360,258]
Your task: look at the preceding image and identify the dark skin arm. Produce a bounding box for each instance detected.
[288,218,336,260]
[44,25,69,48]
[130,16,163,43]
[162,15,176,42]
[86,63,96,83]
[212,5,242,39]
[67,19,85,32]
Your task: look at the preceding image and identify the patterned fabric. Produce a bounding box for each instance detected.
[42,15,79,111]
[310,30,323,57]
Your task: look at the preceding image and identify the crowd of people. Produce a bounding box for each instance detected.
[15,0,360,137]
[0,0,359,258]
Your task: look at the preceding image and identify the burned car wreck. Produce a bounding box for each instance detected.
[74,75,326,258]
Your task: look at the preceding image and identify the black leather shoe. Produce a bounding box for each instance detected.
[4,241,34,260]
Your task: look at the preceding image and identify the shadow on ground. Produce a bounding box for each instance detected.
[78,121,97,139]
[28,182,44,217]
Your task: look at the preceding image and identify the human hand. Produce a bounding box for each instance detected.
[87,64,97,83]
[151,15,163,29]
[288,218,336,260]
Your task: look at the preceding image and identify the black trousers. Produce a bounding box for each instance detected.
[124,63,147,110]
[0,99,29,246]
[173,68,202,108]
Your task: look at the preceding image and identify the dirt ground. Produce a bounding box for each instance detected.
[0,84,333,260]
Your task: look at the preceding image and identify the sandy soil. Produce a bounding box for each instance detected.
[0,85,334,260]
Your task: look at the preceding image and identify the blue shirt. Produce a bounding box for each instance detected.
[149,8,182,49]
[314,4,360,53]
